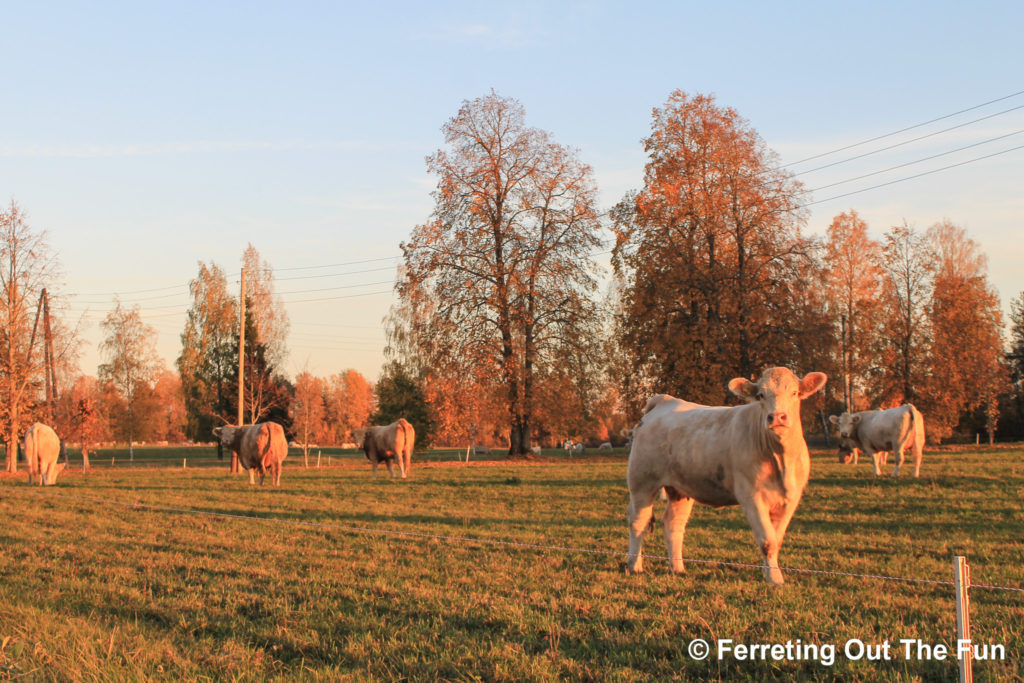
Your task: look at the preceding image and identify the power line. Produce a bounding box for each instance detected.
[801,143,1024,208]
[782,88,1024,168]
[791,103,1024,178]
[807,128,1024,194]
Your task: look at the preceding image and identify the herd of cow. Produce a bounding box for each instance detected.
[22,367,926,587]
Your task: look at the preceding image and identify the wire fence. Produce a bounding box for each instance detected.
[15,487,1023,595]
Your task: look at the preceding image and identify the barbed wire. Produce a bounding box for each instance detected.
[16,487,1022,594]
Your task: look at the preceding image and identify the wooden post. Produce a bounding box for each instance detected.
[233,267,246,474]
[954,556,973,683]
[841,314,851,413]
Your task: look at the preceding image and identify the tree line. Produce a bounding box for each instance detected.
[2,89,1022,464]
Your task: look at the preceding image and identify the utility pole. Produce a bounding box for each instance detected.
[841,314,851,413]
[41,289,67,463]
[233,267,246,474]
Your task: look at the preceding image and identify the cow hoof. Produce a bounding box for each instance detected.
[764,568,785,585]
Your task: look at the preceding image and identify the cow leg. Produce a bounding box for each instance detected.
[386,459,397,478]
[739,498,784,585]
[892,447,905,477]
[662,490,695,574]
[248,468,256,485]
[911,438,923,478]
[403,450,412,478]
[626,488,658,574]
[397,454,406,479]
[866,449,882,476]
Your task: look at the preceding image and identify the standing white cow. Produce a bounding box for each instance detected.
[626,367,827,585]
[25,423,65,485]
[362,418,415,478]
[829,404,925,477]
[212,422,288,486]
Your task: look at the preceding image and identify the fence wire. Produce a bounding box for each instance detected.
[14,488,1022,594]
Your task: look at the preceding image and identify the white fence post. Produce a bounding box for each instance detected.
[954,555,973,683]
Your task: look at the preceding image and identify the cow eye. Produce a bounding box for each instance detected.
[756,391,765,400]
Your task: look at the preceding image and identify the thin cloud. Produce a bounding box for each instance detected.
[0,139,371,159]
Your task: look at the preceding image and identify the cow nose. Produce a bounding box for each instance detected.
[767,412,788,428]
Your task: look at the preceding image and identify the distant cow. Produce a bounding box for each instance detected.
[598,442,613,451]
[25,423,65,486]
[830,404,925,477]
[626,367,827,585]
[362,418,415,478]
[212,422,288,486]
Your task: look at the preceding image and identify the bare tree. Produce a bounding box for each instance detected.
[0,202,73,471]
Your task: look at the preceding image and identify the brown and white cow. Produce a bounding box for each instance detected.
[212,422,288,486]
[362,418,415,478]
[25,422,65,486]
[829,404,924,477]
[626,367,827,585]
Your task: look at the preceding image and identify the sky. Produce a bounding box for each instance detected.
[2,1,1021,383]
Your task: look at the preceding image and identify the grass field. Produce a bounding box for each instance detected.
[1,445,1022,681]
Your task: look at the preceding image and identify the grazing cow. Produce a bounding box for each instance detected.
[212,422,288,486]
[829,404,925,477]
[25,423,65,486]
[598,442,613,451]
[626,367,827,585]
[362,418,415,478]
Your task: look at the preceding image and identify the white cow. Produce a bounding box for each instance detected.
[213,422,289,486]
[829,404,925,477]
[25,423,65,485]
[626,367,827,585]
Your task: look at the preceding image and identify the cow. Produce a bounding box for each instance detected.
[362,418,415,478]
[212,422,288,486]
[598,442,613,451]
[829,404,925,477]
[25,423,65,486]
[626,367,827,586]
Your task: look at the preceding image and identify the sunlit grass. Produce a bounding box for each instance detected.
[1,446,1021,680]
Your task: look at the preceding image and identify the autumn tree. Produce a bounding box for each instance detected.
[229,304,292,427]
[874,221,933,405]
[323,369,374,443]
[611,91,811,408]
[61,375,109,468]
[821,210,884,410]
[178,262,237,443]
[290,371,325,464]
[98,298,162,459]
[151,368,187,442]
[921,221,1005,441]
[399,92,602,456]
[0,202,76,471]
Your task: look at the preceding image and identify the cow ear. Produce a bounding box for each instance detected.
[728,377,758,402]
[798,372,827,399]
[212,427,222,437]
[828,415,839,424]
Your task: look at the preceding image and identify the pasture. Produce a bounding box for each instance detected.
[1,446,1022,681]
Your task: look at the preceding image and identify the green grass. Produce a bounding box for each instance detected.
[1,446,1021,681]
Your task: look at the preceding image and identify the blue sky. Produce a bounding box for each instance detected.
[2,1,1022,381]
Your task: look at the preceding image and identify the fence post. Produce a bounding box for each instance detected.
[954,555,973,683]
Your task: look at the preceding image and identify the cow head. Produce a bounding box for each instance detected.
[828,413,860,462]
[728,367,827,495]
[212,425,241,451]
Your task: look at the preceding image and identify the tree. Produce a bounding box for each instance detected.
[290,371,325,465]
[230,304,292,427]
[821,210,884,409]
[178,262,237,443]
[62,375,109,469]
[611,91,810,407]
[922,221,1005,441]
[324,370,374,443]
[372,363,434,448]
[875,221,933,405]
[1003,292,1024,438]
[241,245,290,417]
[98,298,161,459]
[0,202,74,471]
[399,92,602,456]
[151,368,187,443]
